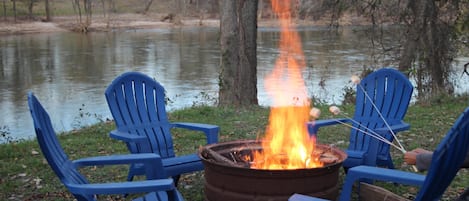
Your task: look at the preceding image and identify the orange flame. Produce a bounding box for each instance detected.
[251,0,323,170]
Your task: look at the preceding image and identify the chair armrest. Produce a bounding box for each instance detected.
[289,193,330,201]
[72,153,166,179]
[171,122,219,144]
[374,121,410,134]
[338,166,425,201]
[66,179,175,195]
[109,129,148,143]
[307,118,351,136]
[73,153,162,167]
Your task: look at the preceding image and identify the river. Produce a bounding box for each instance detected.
[0,26,467,143]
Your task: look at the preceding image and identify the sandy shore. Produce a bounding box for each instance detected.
[0,14,219,35]
[0,13,368,36]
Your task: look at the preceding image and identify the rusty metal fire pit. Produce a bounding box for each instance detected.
[199,140,347,201]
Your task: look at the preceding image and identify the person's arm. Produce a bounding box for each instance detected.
[415,153,433,171]
[404,148,433,171]
[405,148,469,171]
[408,148,469,170]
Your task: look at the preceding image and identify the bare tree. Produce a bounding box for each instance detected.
[297,0,468,100]
[71,0,93,32]
[2,0,6,21]
[84,0,92,25]
[27,0,34,19]
[12,0,16,22]
[219,0,259,106]
[398,0,463,99]
[72,0,83,23]
[142,0,154,14]
[44,0,51,21]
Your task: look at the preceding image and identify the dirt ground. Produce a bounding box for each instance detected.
[0,13,368,35]
[0,14,212,35]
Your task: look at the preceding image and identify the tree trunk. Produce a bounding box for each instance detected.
[12,0,16,22]
[219,0,259,106]
[3,0,7,21]
[45,0,51,21]
[73,0,82,23]
[100,0,106,17]
[143,0,154,14]
[398,0,457,99]
[84,0,92,25]
[28,0,33,20]
[109,0,116,13]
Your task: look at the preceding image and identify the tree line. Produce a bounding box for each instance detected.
[219,0,469,106]
[1,0,468,106]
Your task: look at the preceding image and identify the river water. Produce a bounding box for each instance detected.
[1,26,468,143]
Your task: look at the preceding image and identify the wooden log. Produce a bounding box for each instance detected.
[359,182,410,201]
[200,147,245,168]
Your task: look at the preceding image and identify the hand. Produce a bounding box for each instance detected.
[404,151,418,165]
[404,148,432,165]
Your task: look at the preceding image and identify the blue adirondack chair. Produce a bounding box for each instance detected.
[105,71,219,183]
[291,107,469,201]
[308,68,413,169]
[28,92,185,201]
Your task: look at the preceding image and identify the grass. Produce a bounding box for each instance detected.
[0,0,196,19]
[1,95,468,201]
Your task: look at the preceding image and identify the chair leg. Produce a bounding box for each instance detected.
[127,173,135,182]
[385,153,395,169]
[173,175,180,187]
[343,166,349,174]
[387,159,395,169]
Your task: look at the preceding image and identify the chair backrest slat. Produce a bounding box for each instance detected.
[105,72,176,159]
[349,68,413,160]
[28,92,95,201]
[416,107,469,201]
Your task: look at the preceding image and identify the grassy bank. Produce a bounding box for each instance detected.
[1,95,468,201]
[0,0,179,17]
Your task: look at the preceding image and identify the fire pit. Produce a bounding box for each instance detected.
[198,1,348,200]
[199,140,347,201]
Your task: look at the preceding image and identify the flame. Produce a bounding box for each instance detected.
[251,0,323,170]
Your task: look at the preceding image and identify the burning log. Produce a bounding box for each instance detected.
[319,152,340,164]
[200,142,341,168]
[199,146,247,168]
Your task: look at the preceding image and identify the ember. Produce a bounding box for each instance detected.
[200,140,342,168]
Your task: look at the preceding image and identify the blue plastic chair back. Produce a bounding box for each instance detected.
[105,72,176,159]
[414,107,469,201]
[105,72,222,182]
[29,92,184,201]
[290,107,469,201]
[350,68,413,167]
[28,92,95,201]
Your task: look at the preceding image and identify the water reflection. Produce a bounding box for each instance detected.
[0,26,467,142]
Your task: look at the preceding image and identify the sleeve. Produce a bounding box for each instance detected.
[415,148,469,170]
[415,153,433,171]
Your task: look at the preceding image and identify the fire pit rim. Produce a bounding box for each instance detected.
[198,139,348,171]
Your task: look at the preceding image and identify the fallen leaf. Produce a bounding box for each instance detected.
[33,177,42,185]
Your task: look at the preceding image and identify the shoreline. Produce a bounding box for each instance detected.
[0,14,371,36]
